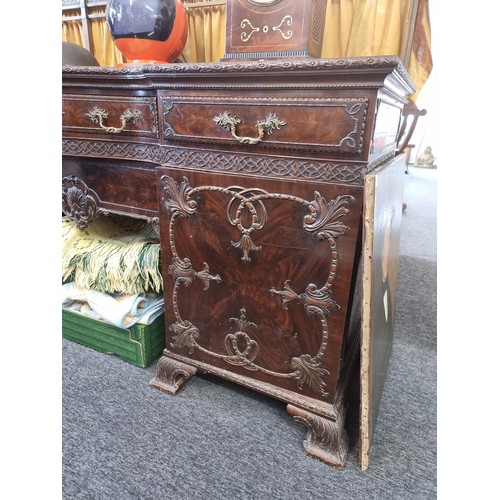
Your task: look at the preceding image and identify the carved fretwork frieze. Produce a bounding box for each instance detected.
[161,175,356,398]
[62,175,107,230]
[62,139,365,185]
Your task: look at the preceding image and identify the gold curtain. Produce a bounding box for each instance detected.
[62,0,432,98]
[406,0,432,102]
[322,0,409,58]
[321,0,432,101]
[62,6,127,66]
[62,9,84,47]
[88,7,128,66]
[182,1,226,63]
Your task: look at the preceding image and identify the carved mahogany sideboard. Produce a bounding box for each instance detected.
[62,57,414,468]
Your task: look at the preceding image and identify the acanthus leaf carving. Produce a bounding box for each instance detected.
[169,257,221,290]
[160,175,197,218]
[270,281,339,316]
[304,193,355,240]
[291,354,330,397]
[170,320,200,354]
[300,284,340,317]
[269,280,299,310]
[231,234,262,262]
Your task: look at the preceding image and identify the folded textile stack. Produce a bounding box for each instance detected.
[62,214,164,327]
[62,282,164,329]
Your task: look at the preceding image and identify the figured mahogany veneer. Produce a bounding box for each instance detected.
[62,56,414,468]
[63,94,159,138]
[159,94,369,156]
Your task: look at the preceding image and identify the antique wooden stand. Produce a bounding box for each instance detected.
[62,56,413,468]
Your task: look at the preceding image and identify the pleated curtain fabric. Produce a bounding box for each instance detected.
[62,8,85,48]
[62,6,127,66]
[61,0,432,99]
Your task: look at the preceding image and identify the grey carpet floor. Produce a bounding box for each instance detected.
[62,165,437,499]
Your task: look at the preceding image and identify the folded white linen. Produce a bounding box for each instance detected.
[62,282,164,328]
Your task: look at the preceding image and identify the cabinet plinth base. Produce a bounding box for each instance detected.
[287,404,348,468]
[149,354,197,395]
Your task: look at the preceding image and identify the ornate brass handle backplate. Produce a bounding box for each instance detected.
[84,106,142,133]
[213,111,286,145]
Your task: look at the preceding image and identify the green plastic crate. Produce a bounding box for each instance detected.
[62,309,165,367]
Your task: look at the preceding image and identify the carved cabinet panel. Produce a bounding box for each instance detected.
[156,167,363,407]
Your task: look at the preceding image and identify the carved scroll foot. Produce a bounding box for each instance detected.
[287,404,349,468]
[149,355,197,395]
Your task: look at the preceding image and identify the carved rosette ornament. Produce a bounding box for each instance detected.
[62,175,107,230]
[160,175,355,398]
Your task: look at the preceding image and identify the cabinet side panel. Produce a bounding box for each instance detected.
[360,154,405,469]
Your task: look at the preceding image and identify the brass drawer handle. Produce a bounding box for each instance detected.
[84,106,142,133]
[213,111,286,145]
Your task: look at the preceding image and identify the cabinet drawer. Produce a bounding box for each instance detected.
[159,95,369,156]
[63,94,159,138]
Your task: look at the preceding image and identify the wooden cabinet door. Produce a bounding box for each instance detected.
[156,167,363,407]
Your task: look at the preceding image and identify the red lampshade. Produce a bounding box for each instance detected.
[106,0,188,64]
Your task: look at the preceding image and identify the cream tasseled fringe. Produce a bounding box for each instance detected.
[62,215,162,294]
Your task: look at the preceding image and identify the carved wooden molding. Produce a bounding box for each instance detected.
[62,55,413,84]
[367,150,397,173]
[164,350,338,420]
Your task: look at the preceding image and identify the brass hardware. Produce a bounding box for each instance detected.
[213,111,286,145]
[84,106,142,133]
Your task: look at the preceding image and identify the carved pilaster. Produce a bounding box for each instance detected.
[149,355,197,395]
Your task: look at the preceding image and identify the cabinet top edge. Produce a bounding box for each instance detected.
[62,55,416,96]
